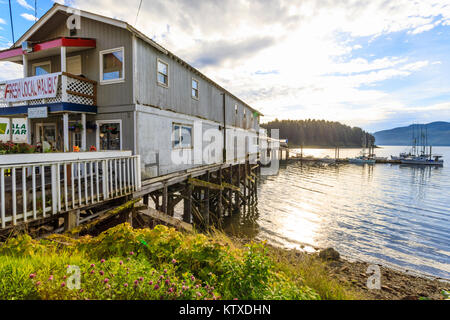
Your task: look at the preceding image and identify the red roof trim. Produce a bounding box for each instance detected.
[0,37,96,61]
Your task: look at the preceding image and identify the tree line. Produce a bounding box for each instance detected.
[261,119,375,147]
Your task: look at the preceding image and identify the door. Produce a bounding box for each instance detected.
[35,123,58,152]
[96,120,122,151]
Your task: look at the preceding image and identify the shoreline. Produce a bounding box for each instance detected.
[269,244,450,300]
[231,236,449,300]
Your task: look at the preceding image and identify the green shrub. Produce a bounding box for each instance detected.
[0,223,321,300]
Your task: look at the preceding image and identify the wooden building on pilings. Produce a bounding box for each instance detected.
[0,4,277,235]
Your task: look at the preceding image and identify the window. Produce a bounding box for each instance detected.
[33,61,51,76]
[234,104,239,127]
[157,59,169,87]
[173,123,192,148]
[243,110,247,129]
[192,78,199,99]
[96,120,122,150]
[100,47,124,84]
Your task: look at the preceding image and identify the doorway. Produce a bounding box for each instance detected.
[35,122,58,152]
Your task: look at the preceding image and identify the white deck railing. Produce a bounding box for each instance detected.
[0,72,97,108]
[0,151,141,228]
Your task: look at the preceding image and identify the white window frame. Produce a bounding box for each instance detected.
[96,119,123,151]
[157,58,169,88]
[32,61,51,76]
[191,78,199,100]
[172,123,193,149]
[99,47,125,85]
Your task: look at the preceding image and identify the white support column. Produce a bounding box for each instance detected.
[61,47,67,72]
[63,113,69,152]
[8,118,13,142]
[61,47,68,102]
[26,117,32,145]
[22,54,28,77]
[81,113,86,151]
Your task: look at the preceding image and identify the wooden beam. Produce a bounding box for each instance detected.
[138,207,193,233]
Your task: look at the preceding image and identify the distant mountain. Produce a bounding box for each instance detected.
[373,122,450,146]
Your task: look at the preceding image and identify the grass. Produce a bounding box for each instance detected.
[0,223,358,300]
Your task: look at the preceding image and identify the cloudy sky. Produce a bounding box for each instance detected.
[1,0,450,132]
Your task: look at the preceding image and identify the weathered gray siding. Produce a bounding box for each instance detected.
[135,38,259,131]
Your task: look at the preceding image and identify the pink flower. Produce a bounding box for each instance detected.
[127,258,131,261]
[124,283,128,287]
[79,289,84,293]
[139,277,144,282]
[90,270,95,275]
[149,281,153,285]
[182,285,187,291]
[165,279,170,285]
[90,264,95,268]
[191,275,195,281]
[99,270,104,276]
[48,275,54,281]
[168,287,174,293]
[154,284,160,290]
[104,278,109,284]
[63,275,67,280]
[129,251,134,256]
[119,261,123,265]
[171,259,177,264]
[61,282,66,287]
[106,284,111,289]
[35,281,41,286]
[29,273,36,279]
[101,259,106,263]
[196,292,202,297]
[134,280,139,286]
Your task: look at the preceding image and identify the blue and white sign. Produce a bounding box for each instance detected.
[28,107,48,119]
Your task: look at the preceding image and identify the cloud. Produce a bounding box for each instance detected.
[0,18,6,25]
[16,0,34,11]
[20,13,38,22]
[0,0,448,130]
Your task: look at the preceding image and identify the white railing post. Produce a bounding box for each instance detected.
[1,168,5,228]
[136,155,142,190]
[12,168,16,225]
[51,164,58,215]
[41,165,46,218]
[22,167,27,222]
[102,160,108,200]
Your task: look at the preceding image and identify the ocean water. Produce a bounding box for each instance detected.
[224,146,450,280]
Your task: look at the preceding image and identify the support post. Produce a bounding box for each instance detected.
[162,184,168,214]
[234,164,240,212]
[218,168,223,221]
[64,209,80,231]
[63,113,69,152]
[81,113,86,151]
[202,172,210,228]
[228,164,233,216]
[182,183,192,223]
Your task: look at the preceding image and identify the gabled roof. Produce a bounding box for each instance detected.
[9,3,263,116]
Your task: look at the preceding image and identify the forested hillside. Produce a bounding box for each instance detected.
[261,119,375,147]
